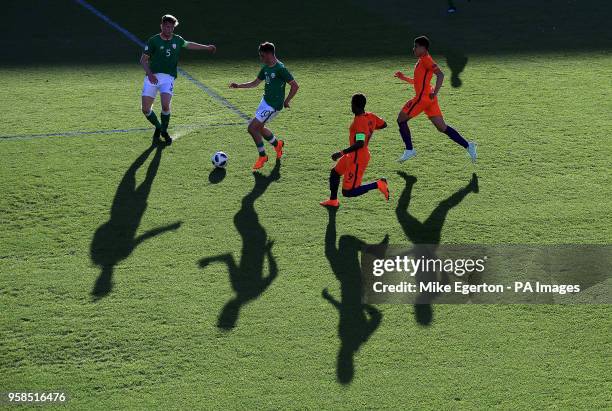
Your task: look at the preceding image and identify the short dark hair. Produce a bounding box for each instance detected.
[258,42,275,55]
[414,36,430,50]
[352,93,367,110]
[161,14,179,26]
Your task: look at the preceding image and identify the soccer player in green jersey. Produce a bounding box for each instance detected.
[229,42,299,170]
[140,14,216,145]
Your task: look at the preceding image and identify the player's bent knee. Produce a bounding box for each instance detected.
[341,189,356,197]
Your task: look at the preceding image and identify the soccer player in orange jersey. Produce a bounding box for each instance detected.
[320,94,390,208]
[395,36,477,163]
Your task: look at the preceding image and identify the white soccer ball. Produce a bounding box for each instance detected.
[211,151,228,168]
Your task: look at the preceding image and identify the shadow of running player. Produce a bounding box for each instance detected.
[90,144,182,300]
[199,160,281,330]
[396,171,478,325]
[445,51,469,88]
[322,206,388,385]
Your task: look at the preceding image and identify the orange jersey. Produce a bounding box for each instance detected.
[336,112,385,191]
[412,53,438,97]
[348,112,386,149]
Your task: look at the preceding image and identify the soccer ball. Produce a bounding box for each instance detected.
[211,151,228,168]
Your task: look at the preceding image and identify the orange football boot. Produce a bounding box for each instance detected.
[377,178,389,201]
[252,155,268,170]
[319,199,340,208]
[274,139,285,159]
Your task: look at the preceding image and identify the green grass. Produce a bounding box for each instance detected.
[1,1,611,409]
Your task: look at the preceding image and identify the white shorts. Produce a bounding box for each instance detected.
[253,98,279,124]
[141,73,175,97]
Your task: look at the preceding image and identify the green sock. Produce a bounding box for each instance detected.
[160,112,171,133]
[263,133,278,147]
[256,141,266,157]
[146,111,161,129]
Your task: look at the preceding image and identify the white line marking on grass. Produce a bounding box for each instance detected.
[74,0,251,121]
[169,125,198,142]
[0,123,244,141]
[176,68,250,121]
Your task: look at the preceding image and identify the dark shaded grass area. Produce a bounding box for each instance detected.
[4,0,611,67]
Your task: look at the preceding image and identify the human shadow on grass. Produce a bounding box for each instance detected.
[90,144,181,300]
[322,206,388,385]
[445,50,469,88]
[199,160,281,330]
[396,171,478,325]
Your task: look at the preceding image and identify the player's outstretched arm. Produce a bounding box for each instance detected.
[284,80,299,108]
[135,222,182,246]
[363,304,382,336]
[322,288,341,309]
[229,78,263,89]
[263,240,278,285]
[430,68,444,99]
[198,253,236,271]
[394,71,414,84]
[185,42,216,53]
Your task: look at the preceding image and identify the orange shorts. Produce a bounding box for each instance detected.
[402,95,443,119]
[334,151,370,191]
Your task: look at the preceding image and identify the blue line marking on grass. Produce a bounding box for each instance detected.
[74,0,251,121]
[0,122,245,141]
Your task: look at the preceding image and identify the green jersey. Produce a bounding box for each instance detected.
[257,61,294,111]
[144,34,187,78]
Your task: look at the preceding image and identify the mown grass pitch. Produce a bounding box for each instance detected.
[1,1,610,408]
